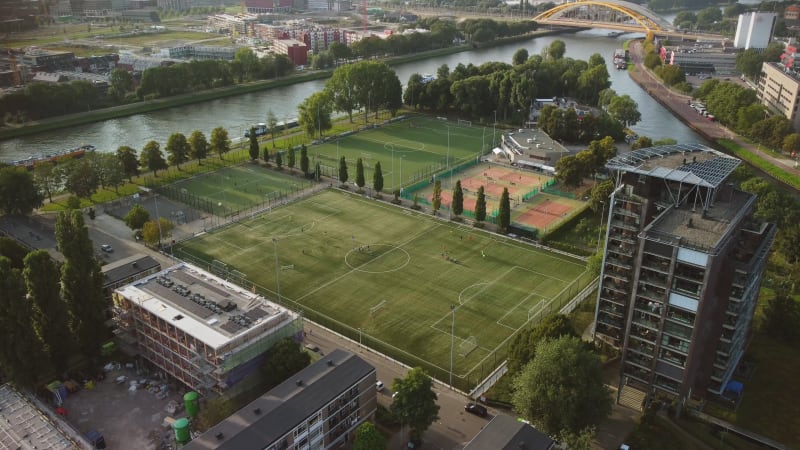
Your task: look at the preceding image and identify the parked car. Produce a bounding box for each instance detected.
[100,244,113,253]
[376,381,384,391]
[464,403,487,417]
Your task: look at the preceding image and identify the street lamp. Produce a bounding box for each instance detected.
[449,304,456,389]
[272,238,282,305]
[358,327,362,346]
[399,155,404,192]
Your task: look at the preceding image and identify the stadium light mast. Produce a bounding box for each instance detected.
[273,238,282,305]
[449,304,455,389]
[390,143,395,190]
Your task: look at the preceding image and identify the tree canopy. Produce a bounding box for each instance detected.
[512,336,611,435]
[391,367,440,441]
[0,166,43,215]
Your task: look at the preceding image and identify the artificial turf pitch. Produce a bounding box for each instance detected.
[175,189,588,383]
[313,116,488,192]
[170,164,308,216]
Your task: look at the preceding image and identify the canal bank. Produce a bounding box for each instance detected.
[626,40,800,190]
[0,27,578,142]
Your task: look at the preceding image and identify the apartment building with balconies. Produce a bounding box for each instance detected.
[593,144,775,408]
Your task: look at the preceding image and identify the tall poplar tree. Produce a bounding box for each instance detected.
[0,257,50,387]
[499,187,511,230]
[475,185,487,223]
[249,127,259,160]
[56,210,108,363]
[300,145,310,177]
[373,161,384,193]
[355,158,365,189]
[24,250,72,373]
[339,156,349,184]
[452,180,464,217]
[287,147,296,170]
[431,179,442,214]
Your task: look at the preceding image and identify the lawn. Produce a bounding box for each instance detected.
[163,164,311,216]
[703,333,800,448]
[174,189,590,389]
[312,116,489,193]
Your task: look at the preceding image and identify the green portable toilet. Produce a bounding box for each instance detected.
[174,418,190,444]
[184,391,199,418]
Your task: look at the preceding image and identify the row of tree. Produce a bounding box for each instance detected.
[0,209,107,387]
[298,61,403,138]
[402,41,613,123]
[138,49,294,99]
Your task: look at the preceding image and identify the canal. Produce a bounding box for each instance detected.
[0,29,704,161]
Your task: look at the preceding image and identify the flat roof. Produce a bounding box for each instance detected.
[115,263,296,350]
[184,349,375,450]
[0,384,76,450]
[102,254,161,286]
[646,189,754,250]
[504,128,570,157]
[606,144,740,188]
[463,414,555,450]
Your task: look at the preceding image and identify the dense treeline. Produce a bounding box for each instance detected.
[0,209,108,387]
[403,41,616,124]
[310,17,537,69]
[138,49,294,99]
[0,49,294,124]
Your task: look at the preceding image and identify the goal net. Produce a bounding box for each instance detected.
[457,119,472,127]
[528,300,547,322]
[459,336,478,357]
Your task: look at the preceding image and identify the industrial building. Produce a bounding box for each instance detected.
[0,384,84,449]
[184,349,377,450]
[734,12,777,49]
[758,62,800,130]
[593,144,775,408]
[112,262,302,393]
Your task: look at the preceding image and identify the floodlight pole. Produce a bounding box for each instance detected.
[449,304,455,389]
[273,238,282,305]
[493,110,497,147]
[391,143,395,191]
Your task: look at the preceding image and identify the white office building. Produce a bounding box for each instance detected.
[734,12,777,49]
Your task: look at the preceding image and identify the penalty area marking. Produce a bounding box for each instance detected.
[458,282,489,305]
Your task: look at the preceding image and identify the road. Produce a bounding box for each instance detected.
[303,322,490,450]
[628,41,800,180]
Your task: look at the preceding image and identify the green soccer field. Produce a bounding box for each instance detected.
[174,190,589,387]
[314,116,490,192]
[168,165,310,216]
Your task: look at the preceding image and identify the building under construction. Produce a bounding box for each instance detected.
[112,262,302,394]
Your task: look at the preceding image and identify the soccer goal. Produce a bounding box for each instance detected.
[459,336,478,357]
[528,299,548,322]
[457,119,472,127]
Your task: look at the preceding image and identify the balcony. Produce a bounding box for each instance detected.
[659,350,686,368]
[603,279,629,294]
[654,375,680,393]
[663,320,692,340]
[604,270,630,283]
[628,335,655,352]
[610,233,638,246]
[667,309,695,326]
[635,299,663,315]
[606,256,632,271]
[599,303,625,317]
[631,324,656,343]
[639,274,668,290]
[632,314,660,331]
[637,288,666,303]
[623,366,651,383]
[661,336,689,354]
[616,207,640,219]
[672,278,702,298]
[611,219,639,232]
[598,313,624,329]
[626,351,653,369]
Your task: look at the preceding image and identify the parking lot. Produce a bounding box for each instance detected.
[60,363,184,450]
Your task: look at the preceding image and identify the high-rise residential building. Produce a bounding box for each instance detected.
[112,262,302,394]
[734,12,777,49]
[593,144,775,409]
[758,62,800,130]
